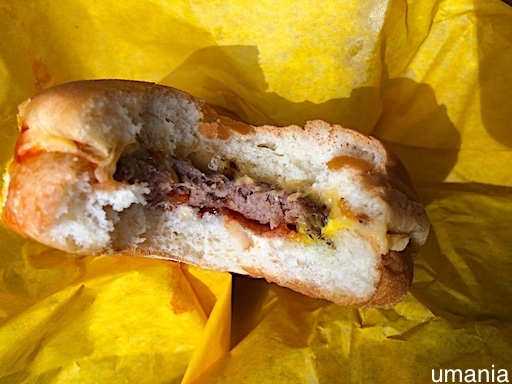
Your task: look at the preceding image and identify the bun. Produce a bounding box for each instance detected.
[1,80,429,308]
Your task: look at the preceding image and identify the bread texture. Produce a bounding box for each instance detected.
[1,80,429,308]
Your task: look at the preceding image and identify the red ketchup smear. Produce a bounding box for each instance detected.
[13,126,41,163]
[222,208,294,238]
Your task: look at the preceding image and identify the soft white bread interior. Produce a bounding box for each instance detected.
[1,80,429,308]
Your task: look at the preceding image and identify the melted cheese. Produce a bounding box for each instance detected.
[286,189,358,244]
[321,189,357,238]
[18,129,123,184]
[322,215,355,238]
[292,189,391,254]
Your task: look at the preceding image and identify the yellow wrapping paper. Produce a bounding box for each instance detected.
[1,0,512,383]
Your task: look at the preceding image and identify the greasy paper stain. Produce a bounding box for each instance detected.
[32,58,54,93]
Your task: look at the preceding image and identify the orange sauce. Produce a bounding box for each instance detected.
[327,155,373,173]
[198,122,231,140]
[198,117,254,140]
[218,116,254,135]
[13,131,41,163]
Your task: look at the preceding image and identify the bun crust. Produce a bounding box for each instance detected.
[1,80,429,308]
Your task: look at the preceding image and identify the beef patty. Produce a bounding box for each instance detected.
[114,151,327,235]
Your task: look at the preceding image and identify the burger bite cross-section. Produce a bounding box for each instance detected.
[2,80,430,308]
[114,150,328,239]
